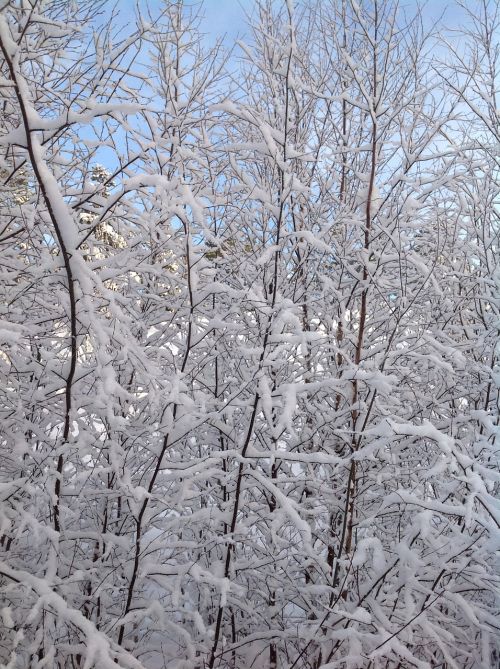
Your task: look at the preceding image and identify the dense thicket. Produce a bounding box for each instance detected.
[0,1,499,668]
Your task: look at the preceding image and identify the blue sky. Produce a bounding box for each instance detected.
[198,0,253,43]
[166,0,467,38]
[82,0,475,178]
[114,0,253,46]
[190,0,473,68]
[113,0,473,50]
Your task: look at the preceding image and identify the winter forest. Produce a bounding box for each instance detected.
[0,0,499,667]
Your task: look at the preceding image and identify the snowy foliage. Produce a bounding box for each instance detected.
[0,1,498,668]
